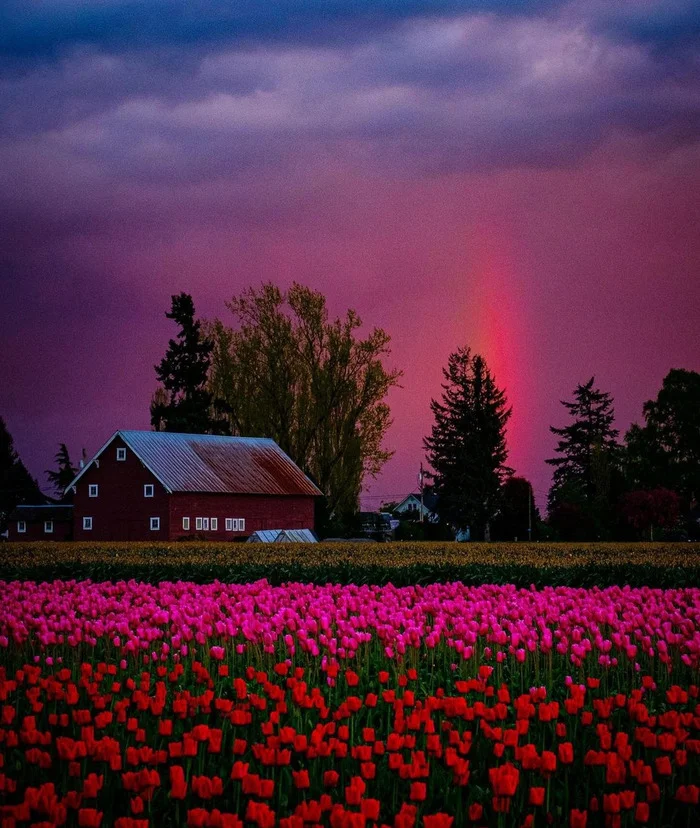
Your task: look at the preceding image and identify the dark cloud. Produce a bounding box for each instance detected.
[3,1,698,73]
[576,1,700,52]
[0,1,554,66]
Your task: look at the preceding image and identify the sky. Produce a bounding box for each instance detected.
[1,1,699,510]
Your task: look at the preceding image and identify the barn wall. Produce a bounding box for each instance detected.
[7,519,73,542]
[169,493,315,541]
[72,436,170,541]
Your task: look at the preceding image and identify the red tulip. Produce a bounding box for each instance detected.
[292,769,310,790]
[570,809,588,828]
[410,782,427,801]
[78,808,103,828]
[361,800,381,820]
[489,763,519,797]
[169,765,187,800]
[324,771,339,787]
[424,816,453,828]
[558,742,574,764]
[529,787,545,806]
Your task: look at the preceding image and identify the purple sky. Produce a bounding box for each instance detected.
[2,1,699,509]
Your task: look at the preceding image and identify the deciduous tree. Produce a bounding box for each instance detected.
[625,369,700,507]
[492,476,540,541]
[620,488,680,540]
[208,283,401,519]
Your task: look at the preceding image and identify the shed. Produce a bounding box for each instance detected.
[7,503,74,542]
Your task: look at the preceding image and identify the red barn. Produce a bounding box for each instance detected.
[67,431,321,541]
[7,504,74,542]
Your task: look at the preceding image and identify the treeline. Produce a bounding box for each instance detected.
[544,372,699,541]
[2,283,698,541]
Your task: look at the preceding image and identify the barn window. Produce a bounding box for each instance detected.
[44,521,54,534]
[182,517,190,531]
[117,447,127,461]
[83,517,93,530]
[225,518,235,531]
[144,484,154,498]
[211,518,218,531]
[17,520,26,533]
[150,517,160,531]
[195,517,203,531]
[202,518,209,531]
[89,484,98,498]
[238,518,245,532]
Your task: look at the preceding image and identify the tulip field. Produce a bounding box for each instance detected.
[0,579,699,826]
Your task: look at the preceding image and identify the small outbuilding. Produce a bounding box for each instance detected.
[7,503,74,542]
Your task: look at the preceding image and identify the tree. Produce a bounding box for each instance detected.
[46,443,77,501]
[151,293,228,434]
[0,416,42,531]
[491,476,540,541]
[424,347,511,539]
[207,283,402,519]
[619,488,680,540]
[546,377,621,538]
[625,369,700,507]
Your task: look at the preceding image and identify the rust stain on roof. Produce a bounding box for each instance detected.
[119,431,321,496]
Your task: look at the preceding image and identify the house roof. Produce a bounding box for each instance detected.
[66,431,322,497]
[10,504,74,522]
[395,491,439,512]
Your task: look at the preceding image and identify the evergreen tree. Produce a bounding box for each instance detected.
[151,293,228,434]
[424,348,511,539]
[0,416,42,531]
[547,377,620,538]
[46,443,77,500]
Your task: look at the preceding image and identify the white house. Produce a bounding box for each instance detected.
[393,491,438,522]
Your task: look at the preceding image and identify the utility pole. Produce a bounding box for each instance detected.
[419,462,425,523]
[527,480,532,542]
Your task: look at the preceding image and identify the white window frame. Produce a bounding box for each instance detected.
[44,520,54,534]
[202,517,210,531]
[238,518,245,532]
[83,517,93,531]
[150,517,160,531]
[210,517,218,531]
[88,484,98,498]
[195,517,203,531]
[182,517,190,531]
[116,447,127,461]
[225,518,234,531]
[144,484,154,498]
[17,520,26,533]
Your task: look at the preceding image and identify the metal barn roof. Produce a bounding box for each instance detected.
[67,431,322,497]
[10,504,74,522]
[247,528,318,543]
